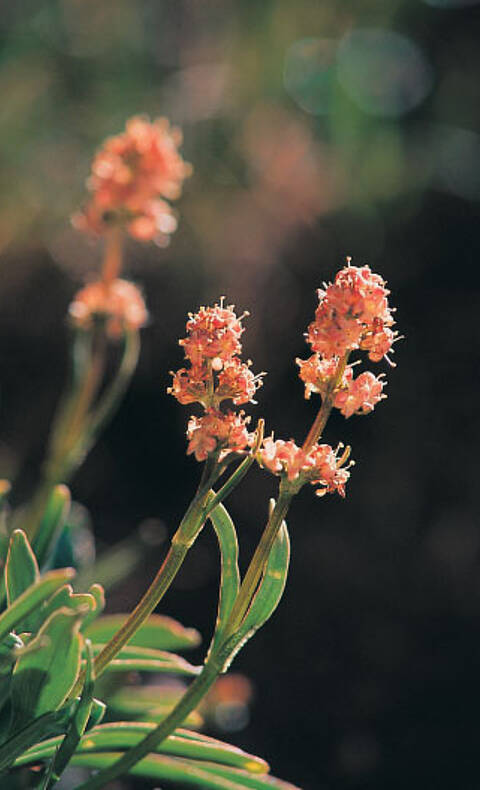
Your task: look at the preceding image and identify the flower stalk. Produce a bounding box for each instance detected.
[302,351,349,452]
[21,328,107,543]
[101,227,124,286]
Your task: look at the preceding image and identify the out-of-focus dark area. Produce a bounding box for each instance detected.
[0,1,479,788]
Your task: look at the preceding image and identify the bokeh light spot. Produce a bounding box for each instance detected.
[337,28,433,117]
[284,38,337,115]
[435,125,480,200]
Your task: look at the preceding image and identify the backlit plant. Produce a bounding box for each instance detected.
[0,116,398,789]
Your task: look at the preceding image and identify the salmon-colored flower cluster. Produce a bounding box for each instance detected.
[169,301,263,462]
[297,262,396,419]
[73,116,192,244]
[69,278,148,339]
[307,264,396,361]
[334,369,385,419]
[187,410,253,462]
[297,355,386,418]
[260,437,352,497]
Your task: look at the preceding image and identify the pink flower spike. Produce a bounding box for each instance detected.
[306,261,396,361]
[180,302,246,367]
[72,115,191,242]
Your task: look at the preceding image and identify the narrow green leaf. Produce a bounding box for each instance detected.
[41,584,97,625]
[16,722,269,773]
[0,633,23,720]
[33,485,71,567]
[45,638,95,787]
[9,607,82,733]
[5,530,40,631]
[241,521,290,634]
[220,521,290,672]
[91,643,200,676]
[0,568,75,644]
[108,686,202,728]
[80,584,105,632]
[208,502,240,655]
[0,704,75,773]
[39,752,57,789]
[70,753,301,789]
[194,760,301,789]
[87,698,106,729]
[84,613,201,651]
[0,482,11,602]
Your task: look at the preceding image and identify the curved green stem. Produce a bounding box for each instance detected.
[85,330,139,443]
[70,451,237,697]
[21,330,105,543]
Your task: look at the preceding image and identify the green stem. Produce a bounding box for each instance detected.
[91,539,190,679]
[203,461,250,518]
[70,459,219,699]
[85,330,139,442]
[75,658,221,790]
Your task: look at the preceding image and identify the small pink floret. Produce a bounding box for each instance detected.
[297,354,349,400]
[69,278,148,338]
[334,371,385,418]
[180,303,244,367]
[259,437,351,496]
[186,410,253,462]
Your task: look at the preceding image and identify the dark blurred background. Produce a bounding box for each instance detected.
[0,1,480,788]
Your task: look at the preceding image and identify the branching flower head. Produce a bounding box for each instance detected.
[169,300,264,462]
[72,116,192,245]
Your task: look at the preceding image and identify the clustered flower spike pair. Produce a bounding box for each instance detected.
[170,262,398,497]
[70,116,399,499]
